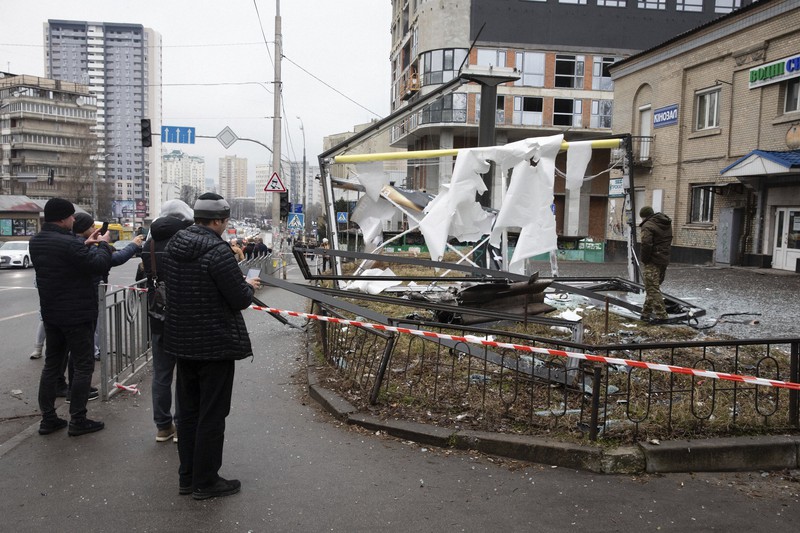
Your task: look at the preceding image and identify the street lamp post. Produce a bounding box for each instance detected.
[297,116,307,244]
[93,151,115,217]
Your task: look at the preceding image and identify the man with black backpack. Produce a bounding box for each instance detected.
[140,200,194,443]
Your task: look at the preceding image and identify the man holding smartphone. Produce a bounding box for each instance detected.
[163,193,260,500]
[30,198,114,437]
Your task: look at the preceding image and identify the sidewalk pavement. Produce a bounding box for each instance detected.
[1,263,799,531]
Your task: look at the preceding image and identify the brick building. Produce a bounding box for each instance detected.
[610,0,800,270]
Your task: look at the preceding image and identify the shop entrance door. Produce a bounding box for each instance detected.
[773,207,800,271]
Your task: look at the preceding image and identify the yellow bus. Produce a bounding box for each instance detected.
[93,222,134,242]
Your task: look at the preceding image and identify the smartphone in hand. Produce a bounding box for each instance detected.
[100,221,109,235]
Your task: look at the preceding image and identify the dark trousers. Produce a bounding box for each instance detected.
[176,358,235,490]
[39,321,95,422]
[150,319,178,430]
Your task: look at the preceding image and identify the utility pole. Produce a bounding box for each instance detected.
[297,115,307,244]
[271,0,282,243]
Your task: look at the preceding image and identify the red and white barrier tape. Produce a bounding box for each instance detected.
[251,305,800,392]
[114,382,140,394]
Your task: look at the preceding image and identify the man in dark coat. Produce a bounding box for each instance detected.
[30,198,114,437]
[140,199,194,443]
[639,206,673,322]
[163,193,260,500]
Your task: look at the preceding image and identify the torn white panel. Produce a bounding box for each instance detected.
[565,140,592,192]
[351,196,394,252]
[344,268,402,295]
[489,135,563,272]
[419,149,493,262]
[354,161,389,202]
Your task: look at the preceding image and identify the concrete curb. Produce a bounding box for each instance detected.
[306,349,800,474]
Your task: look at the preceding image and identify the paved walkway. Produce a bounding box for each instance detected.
[1,264,799,531]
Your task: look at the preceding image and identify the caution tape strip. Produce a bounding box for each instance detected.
[250,305,800,392]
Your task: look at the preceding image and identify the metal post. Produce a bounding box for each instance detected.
[790,341,799,427]
[589,365,602,441]
[297,116,307,244]
[271,0,283,241]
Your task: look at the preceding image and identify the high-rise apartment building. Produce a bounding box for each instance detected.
[219,155,247,200]
[389,0,751,240]
[162,150,205,200]
[44,19,162,220]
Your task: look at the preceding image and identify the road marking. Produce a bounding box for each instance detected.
[0,310,38,323]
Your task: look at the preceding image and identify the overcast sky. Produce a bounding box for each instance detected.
[0,0,392,184]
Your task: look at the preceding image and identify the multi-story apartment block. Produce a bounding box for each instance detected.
[162,149,205,201]
[219,155,247,200]
[610,0,800,270]
[389,0,751,240]
[44,19,162,220]
[0,73,97,206]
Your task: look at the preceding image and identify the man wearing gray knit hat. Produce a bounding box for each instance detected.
[162,192,260,499]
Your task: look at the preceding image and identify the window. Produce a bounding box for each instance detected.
[695,88,720,130]
[477,95,506,124]
[597,0,626,6]
[422,48,468,85]
[591,100,613,128]
[715,0,741,13]
[638,0,665,8]
[559,0,587,3]
[785,78,800,114]
[515,51,545,87]
[555,55,584,89]
[592,56,617,90]
[553,98,582,127]
[420,93,467,124]
[513,96,543,126]
[676,0,703,11]
[691,185,714,223]
[476,48,506,68]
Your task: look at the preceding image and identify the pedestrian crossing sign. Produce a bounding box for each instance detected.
[288,213,304,230]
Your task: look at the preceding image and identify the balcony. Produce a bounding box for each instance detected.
[632,136,654,166]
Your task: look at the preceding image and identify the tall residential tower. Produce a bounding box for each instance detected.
[44,19,162,221]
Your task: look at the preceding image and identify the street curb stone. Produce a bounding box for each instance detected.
[640,435,800,473]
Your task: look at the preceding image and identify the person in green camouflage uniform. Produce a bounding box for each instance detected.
[639,206,673,321]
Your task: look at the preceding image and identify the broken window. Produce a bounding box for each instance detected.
[555,55,584,89]
[690,185,714,223]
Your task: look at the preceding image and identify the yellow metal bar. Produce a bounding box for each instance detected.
[332,138,623,164]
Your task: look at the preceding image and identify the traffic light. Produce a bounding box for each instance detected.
[279,191,290,219]
[140,118,152,147]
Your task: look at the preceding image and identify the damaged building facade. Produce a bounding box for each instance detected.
[388,0,751,243]
[610,0,800,270]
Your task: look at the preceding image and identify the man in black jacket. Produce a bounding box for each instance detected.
[163,193,260,500]
[30,198,114,437]
[140,199,194,443]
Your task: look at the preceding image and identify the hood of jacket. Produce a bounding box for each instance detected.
[167,224,228,263]
[641,212,672,229]
[149,215,193,242]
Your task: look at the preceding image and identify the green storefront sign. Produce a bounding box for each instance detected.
[749,53,800,89]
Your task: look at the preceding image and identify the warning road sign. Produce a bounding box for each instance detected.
[264,172,286,192]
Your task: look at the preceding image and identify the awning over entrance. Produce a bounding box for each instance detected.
[720,149,800,178]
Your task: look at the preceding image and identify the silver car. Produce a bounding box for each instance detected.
[0,240,33,269]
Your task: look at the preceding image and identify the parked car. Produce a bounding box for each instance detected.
[0,241,33,269]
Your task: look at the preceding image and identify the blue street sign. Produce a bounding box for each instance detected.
[336,212,348,224]
[288,213,304,230]
[291,203,303,214]
[161,125,196,144]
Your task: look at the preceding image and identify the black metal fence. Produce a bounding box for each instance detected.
[314,308,800,442]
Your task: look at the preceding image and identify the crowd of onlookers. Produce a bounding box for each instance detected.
[29,194,259,500]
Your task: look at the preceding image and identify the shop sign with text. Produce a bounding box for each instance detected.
[749,53,800,89]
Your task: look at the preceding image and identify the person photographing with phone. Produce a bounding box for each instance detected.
[30,198,115,437]
[162,193,260,499]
